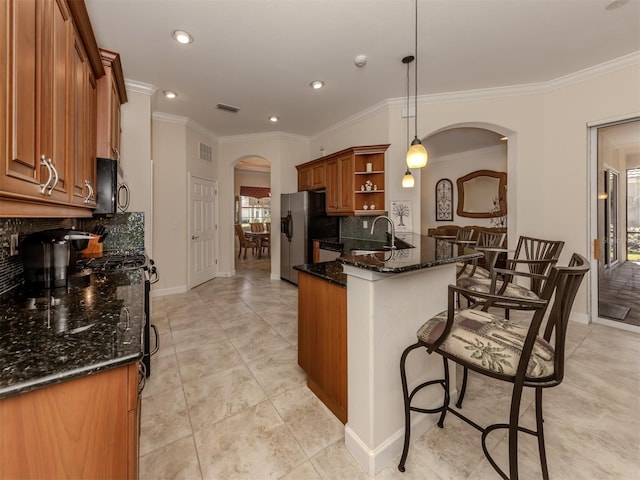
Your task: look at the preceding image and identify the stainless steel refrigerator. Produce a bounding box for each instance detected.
[280,191,339,285]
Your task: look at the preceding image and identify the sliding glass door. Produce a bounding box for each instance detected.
[591,119,640,330]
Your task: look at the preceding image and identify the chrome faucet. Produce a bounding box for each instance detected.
[371,215,396,249]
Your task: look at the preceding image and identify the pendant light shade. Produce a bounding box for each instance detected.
[407,140,428,168]
[406,0,428,169]
[402,168,415,188]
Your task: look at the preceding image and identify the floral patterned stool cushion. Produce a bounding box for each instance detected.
[456,263,490,279]
[417,309,555,379]
[457,276,540,301]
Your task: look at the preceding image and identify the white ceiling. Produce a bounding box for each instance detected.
[85,0,640,140]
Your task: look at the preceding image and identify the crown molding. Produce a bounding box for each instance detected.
[152,112,189,125]
[139,51,640,139]
[125,79,156,95]
[310,99,394,141]
[316,51,640,136]
[151,112,219,141]
[219,131,309,144]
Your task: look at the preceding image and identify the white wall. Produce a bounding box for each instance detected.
[152,118,188,294]
[186,125,218,179]
[234,170,270,194]
[421,144,507,232]
[120,87,153,253]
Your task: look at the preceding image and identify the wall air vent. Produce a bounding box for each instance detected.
[199,142,213,162]
[215,103,240,113]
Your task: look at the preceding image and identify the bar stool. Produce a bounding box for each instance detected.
[398,253,589,479]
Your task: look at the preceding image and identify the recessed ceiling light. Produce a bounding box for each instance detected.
[164,91,177,99]
[310,80,325,90]
[268,116,279,123]
[172,30,193,44]
[606,0,629,10]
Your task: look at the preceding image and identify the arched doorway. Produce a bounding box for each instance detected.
[233,156,272,274]
[421,123,516,242]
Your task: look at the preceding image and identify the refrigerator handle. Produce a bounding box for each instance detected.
[286,212,293,241]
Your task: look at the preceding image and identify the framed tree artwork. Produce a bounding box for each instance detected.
[435,178,453,221]
[390,200,412,232]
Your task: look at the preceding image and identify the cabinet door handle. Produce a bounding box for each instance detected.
[48,160,59,195]
[192,235,199,240]
[83,180,94,203]
[40,155,52,194]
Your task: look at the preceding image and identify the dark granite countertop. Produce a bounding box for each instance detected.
[293,261,347,287]
[316,235,414,254]
[0,270,145,400]
[337,234,482,274]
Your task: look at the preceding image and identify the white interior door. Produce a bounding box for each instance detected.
[189,175,217,288]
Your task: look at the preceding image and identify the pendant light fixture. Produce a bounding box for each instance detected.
[406,0,428,169]
[402,55,415,188]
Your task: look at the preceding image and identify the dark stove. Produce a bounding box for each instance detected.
[76,252,159,377]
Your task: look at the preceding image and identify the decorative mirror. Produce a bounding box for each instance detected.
[456,170,507,218]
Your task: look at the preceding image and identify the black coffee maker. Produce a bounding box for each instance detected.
[21,229,92,289]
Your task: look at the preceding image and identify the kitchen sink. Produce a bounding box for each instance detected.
[349,245,413,256]
[350,249,392,256]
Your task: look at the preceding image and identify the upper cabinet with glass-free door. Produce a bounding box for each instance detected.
[96,49,127,161]
[0,0,105,217]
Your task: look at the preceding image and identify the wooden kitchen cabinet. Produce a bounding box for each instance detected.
[71,22,98,208]
[325,153,355,214]
[0,0,105,218]
[298,271,347,423]
[296,158,326,191]
[96,49,127,161]
[296,145,388,215]
[0,362,141,479]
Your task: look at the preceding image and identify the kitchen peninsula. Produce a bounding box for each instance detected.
[295,235,481,475]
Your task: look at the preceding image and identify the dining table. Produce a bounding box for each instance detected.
[245,231,270,259]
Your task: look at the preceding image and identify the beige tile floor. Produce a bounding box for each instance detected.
[140,255,640,479]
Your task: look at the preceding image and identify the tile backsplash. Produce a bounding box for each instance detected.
[340,214,389,243]
[0,212,144,295]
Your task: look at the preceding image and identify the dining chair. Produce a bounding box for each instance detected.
[234,224,258,259]
[250,222,264,233]
[398,253,589,480]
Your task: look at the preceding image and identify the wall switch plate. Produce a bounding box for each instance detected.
[10,234,19,256]
[363,220,368,229]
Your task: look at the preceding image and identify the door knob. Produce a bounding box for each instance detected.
[192,235,199,240]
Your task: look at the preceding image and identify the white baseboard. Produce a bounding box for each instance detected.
[151,285,188,297]
[570,311,589,325]
[344,391,455,475]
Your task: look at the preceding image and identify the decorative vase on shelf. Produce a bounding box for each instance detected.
[363,202,368,210]
[370,202,376,210]
[361,185,365,191]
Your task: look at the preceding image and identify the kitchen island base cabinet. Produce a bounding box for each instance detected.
[298,271,347,423]
[0,362,141,479]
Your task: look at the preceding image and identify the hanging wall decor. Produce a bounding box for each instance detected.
[435,178,453,221]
